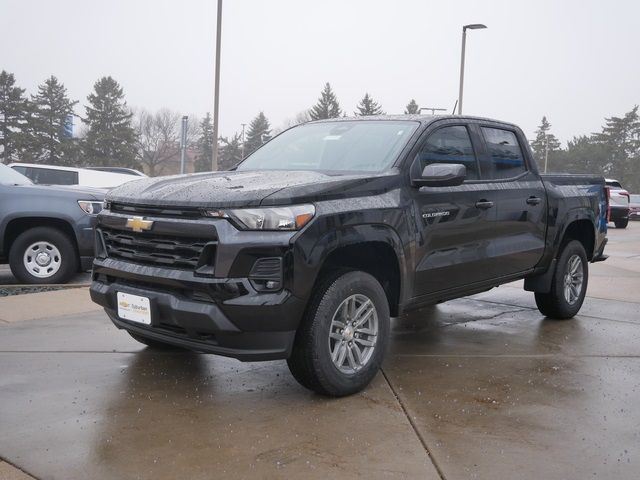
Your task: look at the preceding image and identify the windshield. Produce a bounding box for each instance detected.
[0,164,32,186]
[237,121,419,173]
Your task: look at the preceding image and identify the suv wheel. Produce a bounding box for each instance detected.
[287,270,390,396]
[614,219,628,229]
[9,227,78,284]
[534,240,588,319]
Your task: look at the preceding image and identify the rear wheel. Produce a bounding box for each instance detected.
[9,227,78,284]
[614,218,628,229]
[287,270,390,397]
[535,240,588,319]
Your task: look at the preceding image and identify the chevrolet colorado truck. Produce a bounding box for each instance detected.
[90,115,608,396]
[0,163,104,284]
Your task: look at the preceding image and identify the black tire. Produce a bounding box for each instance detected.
[128,332,183,350]
[8,227,78,284]
[535,240,588,319]
[614,219,628,229]
[287,270,390,397]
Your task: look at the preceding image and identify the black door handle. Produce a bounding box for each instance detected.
[526,196,542,206]
[475,200,494,210]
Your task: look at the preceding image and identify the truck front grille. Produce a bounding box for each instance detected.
[101,228,212,270]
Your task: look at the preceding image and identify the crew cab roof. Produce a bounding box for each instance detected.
[308,114,521,130]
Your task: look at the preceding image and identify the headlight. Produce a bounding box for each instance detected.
[205,204,315,231]
[77,200,103,215]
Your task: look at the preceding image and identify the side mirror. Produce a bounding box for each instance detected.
[412,163,466,187]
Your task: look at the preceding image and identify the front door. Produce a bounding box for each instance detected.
[410,123,499,297]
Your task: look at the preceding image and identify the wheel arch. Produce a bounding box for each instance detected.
[305,224,407,317]
[4,217,80,263]
[560,217,596,261]
[526,216,596,293]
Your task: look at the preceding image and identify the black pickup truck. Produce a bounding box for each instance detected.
[90,115,608,396]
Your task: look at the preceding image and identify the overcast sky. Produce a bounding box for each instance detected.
[2,0,639,143]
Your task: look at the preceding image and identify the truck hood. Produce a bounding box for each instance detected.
[106,170,396,208]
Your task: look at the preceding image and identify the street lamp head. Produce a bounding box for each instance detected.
[464,24,487,30]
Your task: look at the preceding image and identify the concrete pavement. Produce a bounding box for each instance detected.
[0,265,91,287]
[0,223,639,479]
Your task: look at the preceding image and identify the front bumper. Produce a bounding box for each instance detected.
[90,260,304,361]
[90,210,307,361]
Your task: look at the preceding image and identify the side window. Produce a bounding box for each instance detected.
[417,126,479,180]
[29,168,78,185]
[480,127,526,179]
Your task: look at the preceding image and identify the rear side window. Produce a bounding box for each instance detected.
[27,167,78,185]
[417,126,479,180]
[480,127,526,180]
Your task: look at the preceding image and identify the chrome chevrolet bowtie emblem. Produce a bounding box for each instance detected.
[125,216,154,233]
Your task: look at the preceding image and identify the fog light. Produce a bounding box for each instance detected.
[249,257,283,292]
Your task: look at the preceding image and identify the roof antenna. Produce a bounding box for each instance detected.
[451,100,458,115]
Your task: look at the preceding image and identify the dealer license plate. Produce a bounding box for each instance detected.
[117,292,151,325]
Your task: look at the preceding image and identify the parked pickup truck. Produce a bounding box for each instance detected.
[90,115,608,396]
[0,163,105,284]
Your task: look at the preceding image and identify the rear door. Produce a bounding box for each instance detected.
[472,124,547,276]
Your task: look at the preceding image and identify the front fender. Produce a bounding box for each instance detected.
[291,220,409,306]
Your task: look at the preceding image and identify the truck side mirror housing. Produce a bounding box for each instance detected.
[411,163,467,187]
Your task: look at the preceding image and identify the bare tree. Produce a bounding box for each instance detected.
[135,108,180,176]
[274,110,311,135]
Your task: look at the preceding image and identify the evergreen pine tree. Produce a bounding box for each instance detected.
[553,135,611,175]
[244,112,271,156]
[0,71,31,163]
[309,83,342,120]
[219,133,243,170]
[530,116,561,169]
[593,106,640,187]
[82,76,137,168]
[355,93,385,116]
[24,76,78,165]
[404,99,419,114]
[194,113,214,172]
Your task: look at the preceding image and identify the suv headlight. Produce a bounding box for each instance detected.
[205,204,315,231]
[77,200,103,215]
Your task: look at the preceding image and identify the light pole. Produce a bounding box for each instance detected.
[457,23,487,115]
[240,123,246,159]
[544,135,549,173]
[211,0,223,171]
[180,115,188,174]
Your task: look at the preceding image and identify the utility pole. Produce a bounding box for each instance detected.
[544,134,549,173]
[457,24,487,115]
[180,115,188,174]
[211,0,223,171]
[240,123,246,159]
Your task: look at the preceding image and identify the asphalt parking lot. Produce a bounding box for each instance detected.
[1,223,639,479]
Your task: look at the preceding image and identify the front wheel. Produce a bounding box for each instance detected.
[535,240,588,319]
[8,227,78,284]
[287,270,390,397]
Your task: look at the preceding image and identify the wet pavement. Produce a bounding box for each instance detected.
[0,265,91,287]
[1,223,639,479]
